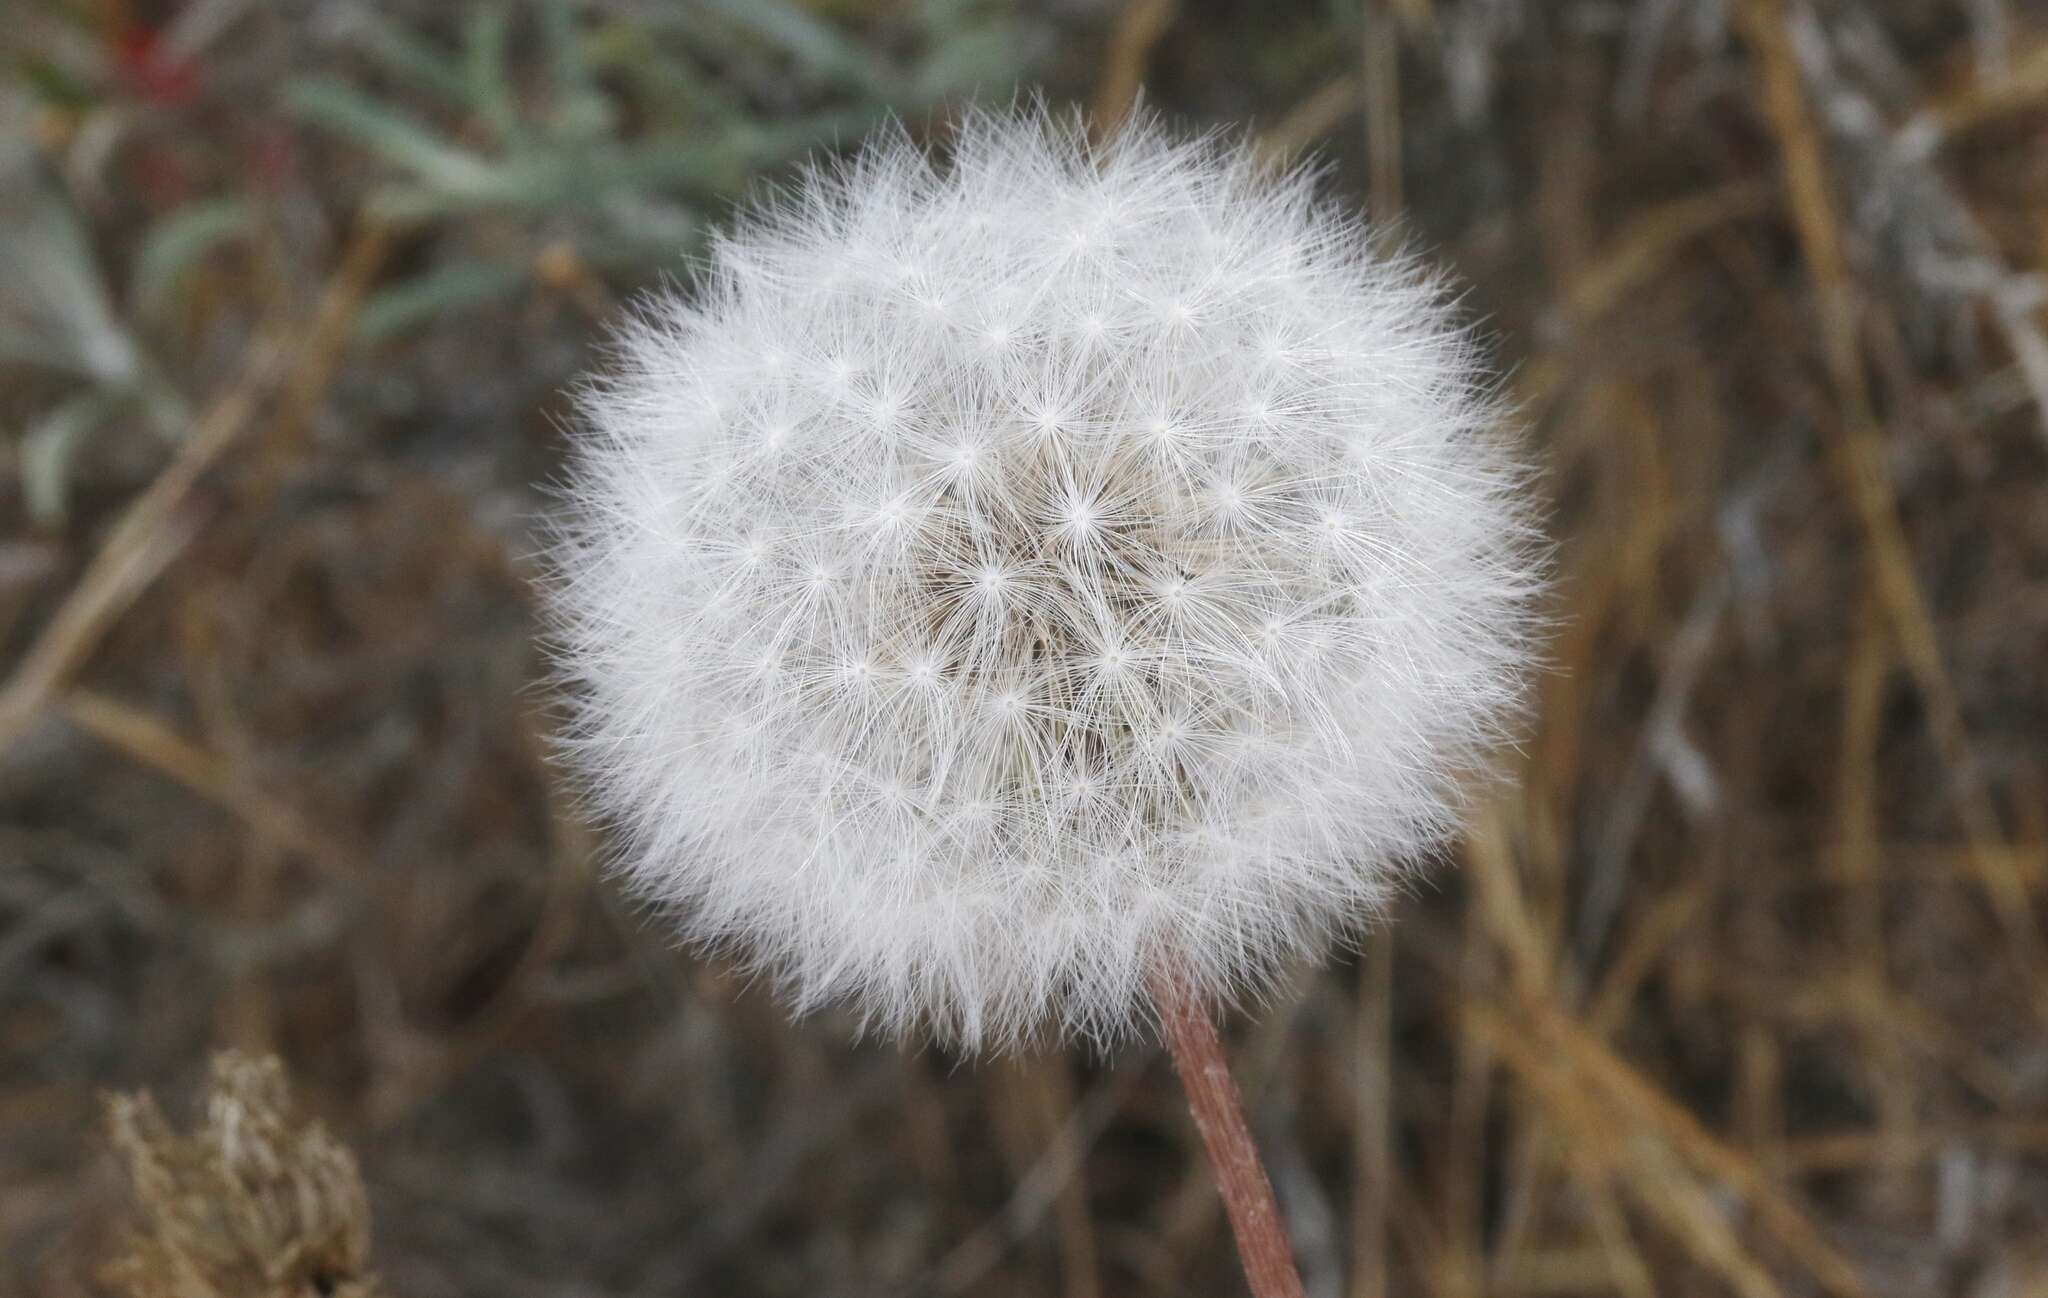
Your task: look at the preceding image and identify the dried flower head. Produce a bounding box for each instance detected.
[548,105,1541,1050]
[101,1052,380,1298]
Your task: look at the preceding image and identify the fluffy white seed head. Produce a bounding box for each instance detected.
[547,106,1542,1051]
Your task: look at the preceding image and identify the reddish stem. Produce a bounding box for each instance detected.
[1153,972,1307,1298]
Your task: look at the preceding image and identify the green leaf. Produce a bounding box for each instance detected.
[462,7,518,143]
[343,9,470,104]
[673,0,892,93]
[286,80,497,195]
[353,259,528,344]
[19,388,126,524]
[540,0,610,141]
[0,143,138,383]
[131,197,256,316]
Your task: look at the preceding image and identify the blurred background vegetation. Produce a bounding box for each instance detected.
[5,0,2048,1294]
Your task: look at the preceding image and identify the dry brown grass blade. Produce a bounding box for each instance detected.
[1504,999,1871,1298]
[1090,0,1180,140]
[1580,1186,1656,1298]
[1833,596,1914,1160]
[1781,1119,2048,1175]
[1713,970,2018,1107]
[1463,801,1552,997]
[1360,0,1403,218]
[1027,1058,1103,1298]
[1492,1245,1646,1298]
[1483,1095,1658,1298]
[1564,181,1774,322]
[58,690,381,896]
[1466,776,1869,1297]
[1257,77,1364,164]
[0,344,280,749]
[1737,0,2044,981]
[1474,1008,1786,1298]
[1441,896,1496,1276]
[1517,180,1770,444]
[0,224,390,753]
[1350,937,1393,1298]
[1927,31,2048,138]
[981,1055,1102,1298]
[1585,876,1712,1036]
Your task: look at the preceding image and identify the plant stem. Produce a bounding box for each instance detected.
[1153,972,1307,1298]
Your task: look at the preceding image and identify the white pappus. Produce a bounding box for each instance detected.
[546,104,1543,1051]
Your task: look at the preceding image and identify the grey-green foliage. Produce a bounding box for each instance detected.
[1,0,1047,519]
[0,129,138,384]
[132,197,257,319]
[291,0,1049,342]
[1,116,195,522]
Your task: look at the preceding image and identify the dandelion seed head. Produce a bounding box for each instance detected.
[547,104,1542,1050]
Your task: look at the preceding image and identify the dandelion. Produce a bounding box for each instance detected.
[547,103,1541,1297]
